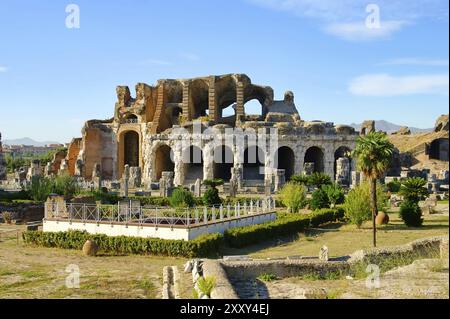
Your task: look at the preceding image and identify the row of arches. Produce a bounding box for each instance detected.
[120,131,353,183]
[150,144,353,183]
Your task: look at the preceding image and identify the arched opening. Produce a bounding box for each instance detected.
[243,146,265,180]
[213,145,234,181]
[165,105,183,127]
[304,146,324,173]
[275,146,295,181]
[124,114,138,123]
[183,145,203,182]
[154,144,174,180]
[244,99,264,121]
[124,131,139,167]
[334,146,352,185]
[429,138,449,160]
[217,102,236,126]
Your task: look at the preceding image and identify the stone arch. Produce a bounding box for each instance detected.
[190,79,210,120]
[183,145,204,182]
[153,144,174,180]
[213,145,234,181]
[429,138,449,160]
[304,146,324,173]
[118,129,142,177]
[165,105,183,127]
[243,145,265,180]
[275,146,295,181]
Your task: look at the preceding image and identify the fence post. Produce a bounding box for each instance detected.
[83,204,86,222]
[203,207,208,224]
[227,204,231,219]
[96,205,100,222]
[212,206,216,222]
[187,208,190,226]
[195,209,199,224]
[219,205,223,220]
[237,202,240,218]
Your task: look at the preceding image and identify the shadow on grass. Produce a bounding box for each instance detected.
[220,222,346,256]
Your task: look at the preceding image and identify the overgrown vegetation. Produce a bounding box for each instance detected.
[386,179,401,193]
[196,276,216,297]
[343,182,388,228]
[257,273,278,282]
[169,187,195,208]
[26,174,80,201]
[278,182,306,213]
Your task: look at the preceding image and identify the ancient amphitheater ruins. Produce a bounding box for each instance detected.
[59,73,360,191]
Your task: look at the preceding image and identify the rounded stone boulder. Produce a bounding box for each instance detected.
[375,211,389,225]
[82,240,99,256]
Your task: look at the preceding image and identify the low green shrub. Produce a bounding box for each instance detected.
[310,188,330,210]
[169,187,195,208]
[399,200,423,227]
[386,179,401,193]
[307,172,332,188]
[22,230,223,258]
[203,187,222,206]
[309,207,345,228]
[322,183,345,207]
[0,190,31,203]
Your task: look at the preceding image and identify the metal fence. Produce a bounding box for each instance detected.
[44,197,276,227]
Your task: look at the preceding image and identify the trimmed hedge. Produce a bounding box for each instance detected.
[224,207,345,248]
[22,230,223,258]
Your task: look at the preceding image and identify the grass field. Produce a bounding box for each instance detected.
[223,212,449,259]
[0,209,448,298]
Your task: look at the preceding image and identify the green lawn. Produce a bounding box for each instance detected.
[222,213,449,259]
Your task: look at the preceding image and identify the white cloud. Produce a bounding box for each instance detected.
[139,59,172,66]
[349,73,449,96]
[378,58,449,66]
[0,66,7,72]
[179,53,200,62]
[248,0,448,41]
[324,20,407,41]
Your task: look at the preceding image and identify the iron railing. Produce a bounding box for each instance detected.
[45,198,276,227]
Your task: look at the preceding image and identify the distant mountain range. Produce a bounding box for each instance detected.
[349,120,433,134]
[3,137,63,147]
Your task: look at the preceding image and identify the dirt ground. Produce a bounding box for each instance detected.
[0,226,192,299]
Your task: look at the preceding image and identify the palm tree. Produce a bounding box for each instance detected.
[352,132,394,247]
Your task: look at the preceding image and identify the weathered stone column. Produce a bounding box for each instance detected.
[173,143,184,186]
[324,146,335,180]
[295,144,305,175]
[235,81,245,124]
[181,80,191,121]
[208,76,219,122]
[203,141,214,181]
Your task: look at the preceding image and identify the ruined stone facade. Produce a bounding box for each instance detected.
[66,74,358,189]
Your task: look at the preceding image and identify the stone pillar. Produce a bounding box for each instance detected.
[304,162,314,176]
[274,169,286,192]
[59,159,68,176]
[160,171,174,197]
[295,145,304,175]
[129,167,142,188]
[27,159,42,181]
[173,143,184,186]
[208,76,218,122]
[324,147,335,180]
[203,142,214,181]
[351,171,360,189]
[123,164,130,197]
[335,157,350,186]
[182,80,191,121]
[235,81,245,124]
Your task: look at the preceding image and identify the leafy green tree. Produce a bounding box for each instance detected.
[399,177,428,203]
[344,182,387,228]
[279,182,307,213]
[352,132,394,247]
[290,174,309,185]
[310,188,330,210]
[322,183,345,208]
[386,179,401,193]
[307,172,332,188]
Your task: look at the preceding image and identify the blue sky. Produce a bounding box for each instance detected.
[0,0,448,143]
